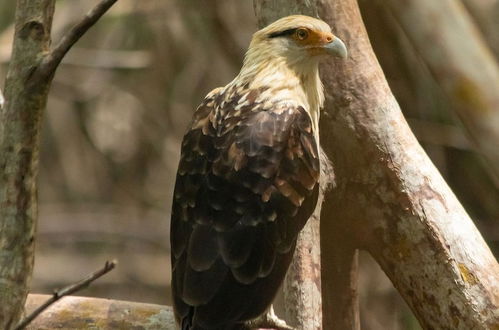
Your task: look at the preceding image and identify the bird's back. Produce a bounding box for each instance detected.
[170,85,320,329]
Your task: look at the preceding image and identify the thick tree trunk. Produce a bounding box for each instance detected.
[256,0,499,329]
[0,1,55,328]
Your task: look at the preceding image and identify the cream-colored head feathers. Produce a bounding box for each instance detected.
[232,15,346,135]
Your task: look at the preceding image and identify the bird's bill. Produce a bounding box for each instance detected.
[323,37,348,58]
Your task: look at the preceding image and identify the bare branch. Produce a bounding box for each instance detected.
[35,0,119,82]
[14,260,117,330]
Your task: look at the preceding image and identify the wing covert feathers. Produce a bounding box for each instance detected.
[171,84,320,329]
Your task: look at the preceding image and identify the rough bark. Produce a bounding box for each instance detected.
[256,0,499,329]
[0,1,117,328]
[24,294,175,330]
[382,0,499,186]
[0,1,55,328]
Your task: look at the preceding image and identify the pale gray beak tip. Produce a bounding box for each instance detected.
[326,37,348,59]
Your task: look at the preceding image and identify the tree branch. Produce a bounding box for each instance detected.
[34,0,118,82]
[14,260,117,330]
[24,294,176,330]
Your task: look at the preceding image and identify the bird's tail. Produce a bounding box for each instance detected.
[181,310,245,330]
[181,307,194,330]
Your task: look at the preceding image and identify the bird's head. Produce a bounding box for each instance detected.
[243,15,347,73]
[234,15,347,132]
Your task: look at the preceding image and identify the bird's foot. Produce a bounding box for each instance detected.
[244,305,294,330]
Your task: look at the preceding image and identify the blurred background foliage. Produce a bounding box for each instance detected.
[0,1,497,329]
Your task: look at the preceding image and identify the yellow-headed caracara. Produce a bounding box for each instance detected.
[170,15,347,330]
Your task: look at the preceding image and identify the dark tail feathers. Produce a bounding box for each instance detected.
[181,309,245,330]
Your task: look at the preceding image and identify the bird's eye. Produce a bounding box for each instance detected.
[296,28,309,40]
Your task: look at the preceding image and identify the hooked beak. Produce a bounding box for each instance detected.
[324,37,347,59]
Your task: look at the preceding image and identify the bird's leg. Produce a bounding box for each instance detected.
[243,305,294,330]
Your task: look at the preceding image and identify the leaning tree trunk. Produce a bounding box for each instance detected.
[255,0,499,329]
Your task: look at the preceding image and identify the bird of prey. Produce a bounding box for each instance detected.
[170,15,347,330]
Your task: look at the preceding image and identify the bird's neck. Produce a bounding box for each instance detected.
[233,52,324,135]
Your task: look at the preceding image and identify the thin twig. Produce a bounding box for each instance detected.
[34,0,119,82]
[14,260,117,330]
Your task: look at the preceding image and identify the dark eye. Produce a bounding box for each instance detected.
[296,28,309,40]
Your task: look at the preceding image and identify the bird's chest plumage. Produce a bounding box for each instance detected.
[170,85,320,328]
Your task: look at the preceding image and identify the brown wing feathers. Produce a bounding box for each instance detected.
[171,86,319,328]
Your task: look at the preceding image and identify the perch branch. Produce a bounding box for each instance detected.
[24,294,175,329]
[34,0,119,82]
[14,260,117,330]
[256,0,499,329]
